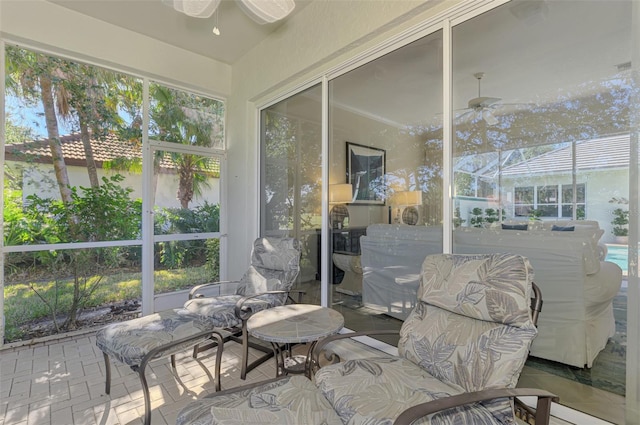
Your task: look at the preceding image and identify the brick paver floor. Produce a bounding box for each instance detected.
[0,328,279,425]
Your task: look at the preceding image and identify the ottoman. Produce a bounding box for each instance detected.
[95,308,227,425]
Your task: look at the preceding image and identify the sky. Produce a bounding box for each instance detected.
[6,94,74,140]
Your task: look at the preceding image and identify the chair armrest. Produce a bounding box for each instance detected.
[393,388,558,425]
[310,330,399,372]
[288,289,306,303]
[234,290,289,320]
[189,281,241,299]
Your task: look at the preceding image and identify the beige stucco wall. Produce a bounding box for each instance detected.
[226,0,463,276]
[12,162,220,210]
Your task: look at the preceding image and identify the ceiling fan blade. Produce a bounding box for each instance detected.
[454,110,476,123]
[468,96,502,109]
[170,0,221,18]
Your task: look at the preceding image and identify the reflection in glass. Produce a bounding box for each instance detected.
[260,84,322,302]
[329,31,443,339]
[451,1,636,420]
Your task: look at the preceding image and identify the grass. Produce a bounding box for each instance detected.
[3,265,212,342]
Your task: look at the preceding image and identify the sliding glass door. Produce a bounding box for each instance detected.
[451,2,636,422]
[260,84,323,300]
[258,1,639,421]
[327,31,443,335]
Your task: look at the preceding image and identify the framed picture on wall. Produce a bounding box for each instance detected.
[346,142,386,205]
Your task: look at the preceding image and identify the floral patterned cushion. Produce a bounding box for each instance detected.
[183,237,301,326]
[176,376,342,425]
[314,357,504,424]
[182,294,280,327]
[251,237,301,272]
[95,309,213,369]
[238,237,301,296]
[418,253,534,326]
[314,253,538,424]
[399,303,536,393]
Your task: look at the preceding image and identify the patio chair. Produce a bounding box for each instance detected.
[175,253,557,425]
[96,237,300,425]
[184,236,302,379]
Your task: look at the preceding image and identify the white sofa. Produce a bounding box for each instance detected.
[360,224,443,320]
[360,221,623,368]
[455,221,622,368]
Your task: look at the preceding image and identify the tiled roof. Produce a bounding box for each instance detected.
[5,132,220,176]
[500,134,629,176]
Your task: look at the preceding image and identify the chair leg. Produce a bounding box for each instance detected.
[137,365,152,425]
[171,354,176,370]
[240,321,250,380]
[210,331,224,391]
[103,352,111,395]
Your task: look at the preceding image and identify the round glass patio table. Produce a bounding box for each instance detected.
[247,304,344,377]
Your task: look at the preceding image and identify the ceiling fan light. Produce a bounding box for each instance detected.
[239,0,296,24]
[173,0,221,18]
[482,110,499,126]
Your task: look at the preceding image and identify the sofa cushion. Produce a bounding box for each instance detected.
[315,357,507,424]
[366,223,442,241]
[502,223,528,230]
[552,225,575,231]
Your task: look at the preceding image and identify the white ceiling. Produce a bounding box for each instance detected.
[49,0,311,65]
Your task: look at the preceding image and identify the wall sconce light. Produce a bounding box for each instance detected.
[329,183,353,229]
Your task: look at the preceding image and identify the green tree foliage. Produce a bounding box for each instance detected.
[4,175,141,330]
[154,202,220,268]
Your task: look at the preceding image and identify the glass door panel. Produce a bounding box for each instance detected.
[260,84,323,303]
[451,2,636,421]
[328,31,443,338]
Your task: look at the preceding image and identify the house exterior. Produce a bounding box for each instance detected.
[4,132,221,209]
[455,134,630,243]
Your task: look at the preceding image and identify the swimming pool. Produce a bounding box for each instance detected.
[606,245,629,274]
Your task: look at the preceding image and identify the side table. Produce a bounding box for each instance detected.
[247,304,344,377]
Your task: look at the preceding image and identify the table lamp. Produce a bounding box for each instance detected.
[329,183,353,229]
[392,190,422,225]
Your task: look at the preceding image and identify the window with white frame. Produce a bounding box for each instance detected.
[514,183,585,218]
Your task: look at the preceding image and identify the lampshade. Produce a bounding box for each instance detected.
[392,191,422,206]
[170,0,221,18]
[329,184,353,204]
[239,0,296,24]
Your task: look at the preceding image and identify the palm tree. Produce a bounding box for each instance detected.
[150,85,222,208]
[6,46,73,203]
[55,61,121,188]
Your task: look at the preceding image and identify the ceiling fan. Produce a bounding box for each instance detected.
[455,72,502,126]
[164,0,295,25]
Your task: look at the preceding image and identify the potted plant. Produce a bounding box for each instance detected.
[453,207,466,228]
[609,197,629,244]
[611,207,629,244]
[470,207,484,228]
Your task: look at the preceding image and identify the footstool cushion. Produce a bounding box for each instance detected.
[96,308,216,369]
